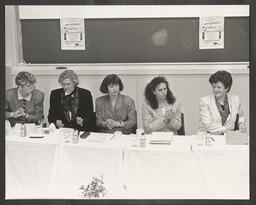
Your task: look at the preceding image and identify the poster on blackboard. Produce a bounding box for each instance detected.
[199,16,224,49]
[60,18,85,50]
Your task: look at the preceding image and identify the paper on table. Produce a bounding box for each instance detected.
[5,120,11,129]
[86,132,113,143]
[208,134,226,145]
[58,127,74,138]
[225,130,249,145]
[149,132,173,145]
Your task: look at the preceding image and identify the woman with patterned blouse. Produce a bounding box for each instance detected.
[198,70,246,135]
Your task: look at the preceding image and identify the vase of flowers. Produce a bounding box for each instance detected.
[79,174,108,199]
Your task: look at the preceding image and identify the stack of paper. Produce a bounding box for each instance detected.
[149,132,173,145]
[225,131,249,145]
[85,132,112,143]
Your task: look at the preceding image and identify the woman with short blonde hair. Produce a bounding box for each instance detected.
[5,71,44,124]
[48,69,94,131]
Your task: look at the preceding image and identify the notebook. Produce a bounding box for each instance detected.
[149,132,173,145]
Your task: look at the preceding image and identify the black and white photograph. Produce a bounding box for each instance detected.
[2,1,255,204]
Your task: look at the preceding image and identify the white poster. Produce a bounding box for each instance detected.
[199,16,224,49]
[60,18,85,50]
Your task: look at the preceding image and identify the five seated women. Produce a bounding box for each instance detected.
[6,69,246,136]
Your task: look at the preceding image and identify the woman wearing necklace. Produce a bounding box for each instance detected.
[95,74,137,134]
[142,76,182,134]
[48,69,94,131]
[198,70,246,135]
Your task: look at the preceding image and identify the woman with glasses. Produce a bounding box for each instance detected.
[5,71,44,124]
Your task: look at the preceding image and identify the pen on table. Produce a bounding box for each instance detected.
[210,137,215,142]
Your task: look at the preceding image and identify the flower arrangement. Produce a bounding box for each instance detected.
[79,174,107,199]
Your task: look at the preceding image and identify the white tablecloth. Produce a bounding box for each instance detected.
[5,125,249,199]
[51,133,127,199]
[124,136,208,199]
[191,141,249,199]
[6,128,128,199]
[123,135,249,199]
[6,126,62,198]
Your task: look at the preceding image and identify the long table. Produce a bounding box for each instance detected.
[5,124,249,199]
[124,136,249,199]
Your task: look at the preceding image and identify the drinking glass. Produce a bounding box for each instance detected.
[197,135,205,146]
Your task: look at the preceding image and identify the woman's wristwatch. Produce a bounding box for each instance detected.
[163,118,171,125]
[9,112,14,118]
[238,122,244,126]
[119,122,124,127]
[25,113,29,119]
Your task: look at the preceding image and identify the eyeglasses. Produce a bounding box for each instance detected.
[22,83,35,89]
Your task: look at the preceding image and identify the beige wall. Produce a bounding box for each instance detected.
[5,66,12,90]
[5,6,20,89]
[10,68,249,135]
[5,7,14,89]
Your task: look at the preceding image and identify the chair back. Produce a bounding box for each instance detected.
[234,114,239,131]
[91,112,98,132]
[131,110,137,134]
[177,113,185,135]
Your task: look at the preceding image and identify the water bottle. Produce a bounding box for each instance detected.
[205,134,212,146]
[197,135,205,146]
[72,129,79,144]
[20,123,27,137]
[140,133,146,148]
[132,129,142,147]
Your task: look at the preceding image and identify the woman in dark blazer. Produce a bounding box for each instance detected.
[48,69,93,131]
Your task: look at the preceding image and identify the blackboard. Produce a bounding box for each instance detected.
[21,17,249,63]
